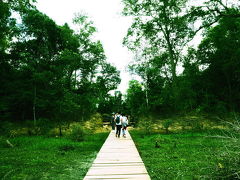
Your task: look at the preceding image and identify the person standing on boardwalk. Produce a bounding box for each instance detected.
[111,113,115,130]
[115,113,122,138]
[121,114,128,138]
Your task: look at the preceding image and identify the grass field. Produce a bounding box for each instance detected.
[131,129,240,180]
[0,132,108,179]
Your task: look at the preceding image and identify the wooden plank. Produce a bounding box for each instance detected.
[83,131,151,180]
[84,174,150,180]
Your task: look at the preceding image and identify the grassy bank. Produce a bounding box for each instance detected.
[131,130,240,179]
[0,132,108,179]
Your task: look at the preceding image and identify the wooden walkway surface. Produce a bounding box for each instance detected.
[84,130,151,180]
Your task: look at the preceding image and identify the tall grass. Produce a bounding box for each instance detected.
[0,132,108,179]
[209,119,240,179]
[131,126,240,179]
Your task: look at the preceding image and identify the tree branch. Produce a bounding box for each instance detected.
[190,17,220,39]
[215,0,230,12]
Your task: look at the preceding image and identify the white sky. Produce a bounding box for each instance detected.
[35,0,134,94]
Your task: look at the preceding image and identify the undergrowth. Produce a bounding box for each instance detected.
[0,132,108,179]
[131,127,240,179]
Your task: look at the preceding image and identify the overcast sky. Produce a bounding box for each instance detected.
[36,0,134,94]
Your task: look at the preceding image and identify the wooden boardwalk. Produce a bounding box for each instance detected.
[84,130,151,180]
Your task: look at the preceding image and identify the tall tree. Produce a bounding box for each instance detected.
[122,0,194,88]
[125,80,146,119]
[0,3,121,126]
[197,15,240,112]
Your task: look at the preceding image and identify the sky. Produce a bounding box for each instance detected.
[36,0,135,94]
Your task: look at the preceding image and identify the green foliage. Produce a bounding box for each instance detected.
[137,117,154,135]
[131,130,239,179]
[0,1,120,125]
[123,0,240,117]
[125,80,147,119]
[36,118,55,135]
[216,157,240,179]
[97,92,123,114]
[206,120,240,179]
[84,113,103,131]
[122,0,196,109]
[196,15,240,113]
[122,0,196,114]
[0,132,108,179]
[68,124,88,142]
[162,119,174,133]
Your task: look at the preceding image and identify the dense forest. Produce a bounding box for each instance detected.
[1,0,240,126]
[121,0,240,121]
[0,0,121,128]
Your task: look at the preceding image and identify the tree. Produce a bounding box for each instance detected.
[9,9,65,125]
[197,15,240,113]
[122,0,195,89]
[0,0,37,122]
[0,2,121,128]
[125,80,146,120]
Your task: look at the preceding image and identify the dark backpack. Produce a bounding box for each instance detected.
[116,116,120,124]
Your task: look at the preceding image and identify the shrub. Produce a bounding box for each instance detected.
[0,121,15,136]
[84,113,103,131]
[180,116,204,131]
[138,116,154,135]
[68,124,87,142]
[162,119,174,133]
[36,118,54,135]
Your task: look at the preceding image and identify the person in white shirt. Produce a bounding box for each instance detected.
[121,114,128,138]
[115,113,122,138]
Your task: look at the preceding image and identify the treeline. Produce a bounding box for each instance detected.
[121,0,240,119]
[0,0,120,126]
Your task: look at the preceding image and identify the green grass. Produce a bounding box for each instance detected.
[0,132,108,180]
[130,130,239,180]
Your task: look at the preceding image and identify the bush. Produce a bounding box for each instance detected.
[84,113,103,131]
[36,118,54,135]
[138,116,154,135]
[68,124,87,142]
[102,113,111,123]
[162,119,174,133]
[0,121,15,136]
[180,116,204,131]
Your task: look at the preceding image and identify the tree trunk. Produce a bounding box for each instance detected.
[59,101,63,136]
[59,125,62,137]
[144,64,149,108]
[75,70,77,89]
[145,87,149,108]
[165,31,177,84]
[164,29,178,110]
[82,110,84,121]
[33,85,37,127]
[225,73,234,111]
[161,1,177,85]
[166,127,169,134]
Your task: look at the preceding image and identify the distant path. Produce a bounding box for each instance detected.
[83,130,151,180]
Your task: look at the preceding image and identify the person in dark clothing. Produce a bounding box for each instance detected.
[115,113,122,138]
[111,113,115,130]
